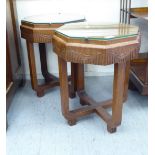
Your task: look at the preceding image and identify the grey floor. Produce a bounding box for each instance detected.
[7,76,148,155]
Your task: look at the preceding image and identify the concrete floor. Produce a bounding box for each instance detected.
[7,76,148,155]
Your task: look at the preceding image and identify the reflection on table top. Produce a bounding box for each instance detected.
[55,22,139,41]
[21,13,85,24]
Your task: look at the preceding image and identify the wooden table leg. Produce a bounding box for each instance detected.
[123,61,130,102]
[58,60,128,132]
[69,63,85,98]
[39,43,58,83]
[58,57,77,125]
[26,42,60,97]
[76,64,86,105]
[26,41,37,90]
[69,63,78,98]
[107,63,125,133]
[76,64,85,91]
[26,41,43,97]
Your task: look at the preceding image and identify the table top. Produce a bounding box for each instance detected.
[53,22,140,65]
[55,22,139,41]
[22,13,85,25]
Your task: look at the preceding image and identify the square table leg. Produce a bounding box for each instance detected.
[69,63,78,98]
[26,41,59,97]
[123,61,130,102]
[69,63,85,102]
[107,63,126,133]
[76,64,85,91]
[58,57,77,125]
[39,43,58,83]
[26,41,38,91]
[76,64,87,106]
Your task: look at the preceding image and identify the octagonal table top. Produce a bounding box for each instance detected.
[20,13,85,43]
[55,22,139,41]
[21,13,85,25]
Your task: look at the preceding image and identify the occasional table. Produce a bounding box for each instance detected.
[52,22,140,133]
[20,13,85,97]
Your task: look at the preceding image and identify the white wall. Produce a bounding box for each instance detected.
[16,0,148,79]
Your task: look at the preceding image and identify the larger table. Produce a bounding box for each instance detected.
[52,22,140,133]
[20,13,85,97]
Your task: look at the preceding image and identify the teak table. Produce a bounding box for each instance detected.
[20,13,85,97]
[52,23,140,133]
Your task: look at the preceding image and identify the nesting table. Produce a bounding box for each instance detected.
[52,23,140,133]
[20,13,85,97]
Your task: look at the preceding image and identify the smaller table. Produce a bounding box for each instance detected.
[52,23,140,133]
[20,13,85,97]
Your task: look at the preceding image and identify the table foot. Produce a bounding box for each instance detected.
[37,90,44,97]
[107,126,117,133]
[36,80,59,97]
[68,119,77,126]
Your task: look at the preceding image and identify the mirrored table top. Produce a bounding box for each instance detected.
[55,22,139,41]
[22,13,85,24]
